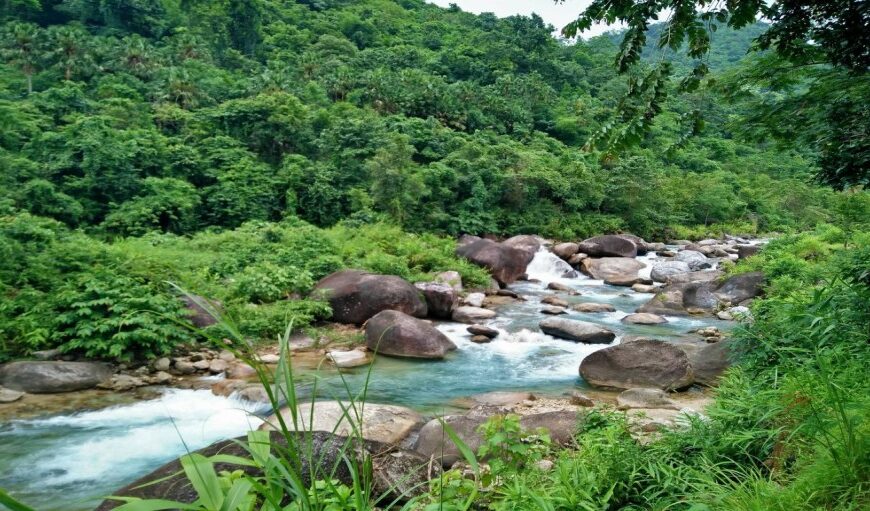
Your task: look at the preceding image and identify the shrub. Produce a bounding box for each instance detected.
[52,269,193,360]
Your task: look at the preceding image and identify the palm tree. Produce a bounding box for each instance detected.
[45,25,93,81]
[0,22,40,94]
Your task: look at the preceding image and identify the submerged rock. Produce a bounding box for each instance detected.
[579,339,694,390]
[312,270,427,325]
[365,310,456,359]
[0,361,112,393]
[539,317,616,343]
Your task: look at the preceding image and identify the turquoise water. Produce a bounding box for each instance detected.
[0,250,728,510]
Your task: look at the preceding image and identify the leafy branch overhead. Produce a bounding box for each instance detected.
[560,0,869,189]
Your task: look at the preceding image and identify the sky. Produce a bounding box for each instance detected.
[428,0,622,38]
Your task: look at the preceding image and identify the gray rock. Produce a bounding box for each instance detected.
[577,235,638,258]
[569,391,594,407]
[95,431,434,511]
[540,318,616,343]
[312,270,427,325]
[631,283,658,293]
[572,302,616,313]
[327,349,371,368]
[261,401,422,445]
[675,250,713,271]
[541,296,569,307]
[541,306,567,315]
[366,310,456,359]
[153,357,171,372]
[547,282,578,293]
[714,272,765,305]
[452,306,497,323]
[414,282,458,319]
[32,349,62,361]
[675,250,712,270]
[579,339,694,390]
[688,340,734,386]
[622,313,668,325]
[737,245,760,259]
[208,359,229,374]
[458,236,536,285]
[434,271,463,291]
[180,294,221,328]
[651,261,691,282]
[0,361,112,393]
[0,386,24,403]
[552,242,580,260]
[580,257,645,281]
[463,292,486,307]
[466,325,498,338]
[414,411,578,468]
[173,360,196,375]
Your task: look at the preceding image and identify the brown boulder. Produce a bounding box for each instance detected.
[579,339,694,390]
[414,282,458,319]
[95,432,434,510]
[312,270,427,325]
[457,237,535,285]
[365,310,456,359]
[577,235,638,258]
[580,257,645,281]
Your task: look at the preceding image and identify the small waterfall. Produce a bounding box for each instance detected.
[0,389,266,510]
[524,249,578,284]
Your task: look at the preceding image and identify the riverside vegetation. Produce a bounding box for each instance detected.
[0,0,868,510]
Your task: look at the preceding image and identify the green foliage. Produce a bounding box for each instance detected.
[476,414,551,476]
[51,269,193,360]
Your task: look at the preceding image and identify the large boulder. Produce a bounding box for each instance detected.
[579,339,694,390]
[414,410,578,468]
[638,279,719,316]
[502,235,544,259]
[580,257,645,281]
[261,401,422,444]
[456,236,534,285]
[365,310,456,359]
[686,339,734,386]
[414,282,457,319]
[539,317,616,343]
[312,270,427,325]
[0,361,112,393]
[95,431,434,510]
[675,250,713,270]
[714,272,765,305]
[650,261,691,282]
[577,235,638,258]
[434,271,463,291]
[737,245,760,259]
[615,234,649,255]
[665,270,723,286]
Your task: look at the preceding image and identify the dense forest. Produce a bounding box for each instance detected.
[0,1,867,510]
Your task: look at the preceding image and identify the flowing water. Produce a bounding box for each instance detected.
[0,249,727,510]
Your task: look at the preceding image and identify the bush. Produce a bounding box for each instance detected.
[52,269,194,360]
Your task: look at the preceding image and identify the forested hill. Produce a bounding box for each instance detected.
[1,0,832,240]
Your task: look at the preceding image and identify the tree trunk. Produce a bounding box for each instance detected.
[26,74,32,95]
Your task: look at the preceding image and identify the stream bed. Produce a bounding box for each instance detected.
[0,249,729,510]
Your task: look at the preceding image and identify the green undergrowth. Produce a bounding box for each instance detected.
[0,214,490,362]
